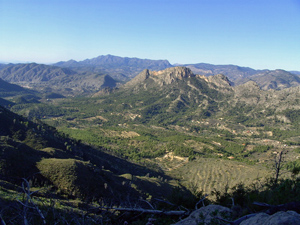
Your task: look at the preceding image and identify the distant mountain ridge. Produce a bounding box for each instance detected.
[54,54,173,81]
[1,55,300,96]
[54,55,300,90]
[290,71,300,76]
[184,63,260,79]
[237,69,300,90]
[0,63,118,95]
[0,63,77,83]
[184,63,300,90]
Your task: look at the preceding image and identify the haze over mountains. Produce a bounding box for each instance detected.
[0,55,300,97]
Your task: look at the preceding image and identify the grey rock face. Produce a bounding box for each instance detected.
[172,205,232,225]
[240,211,300,225]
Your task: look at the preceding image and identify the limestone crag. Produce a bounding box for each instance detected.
[152,66,194,85]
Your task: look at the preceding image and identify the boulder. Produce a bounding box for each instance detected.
[240,211,300,225]
[172,205,232,225]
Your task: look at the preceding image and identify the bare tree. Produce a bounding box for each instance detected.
[274,150,284,185]
[16,179,46,225]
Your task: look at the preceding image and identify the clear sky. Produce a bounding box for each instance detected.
[1,0,300,70]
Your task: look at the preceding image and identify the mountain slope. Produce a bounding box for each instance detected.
[0,77,34,97]
[89,66,300,130]
[0,97,14,107]
[102,66,234,125]
[0,105,191,201]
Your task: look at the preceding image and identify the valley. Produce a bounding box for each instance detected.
[1,56,300,224]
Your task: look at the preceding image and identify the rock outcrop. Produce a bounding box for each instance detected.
[172,205,300,225]
[124,66,195,88]
[240,211,300,225]
[172,205,232,225]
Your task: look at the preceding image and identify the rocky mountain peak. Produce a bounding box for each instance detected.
[124,67,194,88]
[152,66,194,79]
[151,66,195,85]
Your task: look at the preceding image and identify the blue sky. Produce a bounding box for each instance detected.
[1,0,300,70]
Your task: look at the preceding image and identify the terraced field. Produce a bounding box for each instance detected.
[168,158,272,196]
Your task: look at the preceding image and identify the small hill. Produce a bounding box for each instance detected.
[13,94,41,104]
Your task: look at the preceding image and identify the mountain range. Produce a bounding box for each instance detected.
[184,63,300,90]
[0,55,300,97]
[0,63,117,95]
[54,54,172,81]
